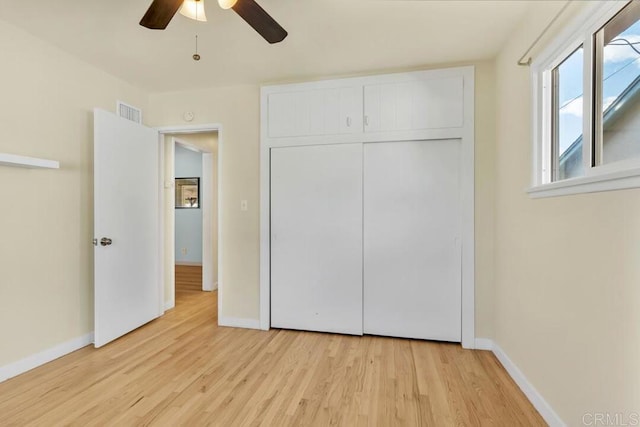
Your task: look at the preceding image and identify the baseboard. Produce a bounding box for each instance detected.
[164,300,175,311]
[474,338,494,351]
[0,332,94,383]
[476,338,566,427]
[202,281,216,292]
[175,261,202,266]
[218,316,261,330]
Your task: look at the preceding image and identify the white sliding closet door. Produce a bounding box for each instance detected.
[363,140,462,342]
[271,143,363,335]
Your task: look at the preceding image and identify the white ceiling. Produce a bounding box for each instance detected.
[0,0,531,92]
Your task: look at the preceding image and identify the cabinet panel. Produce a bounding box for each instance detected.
[271,143,363,335]
[364,76,464,133]
[268,87,362,138]
[363,139,462,342]
[339,86,363,133]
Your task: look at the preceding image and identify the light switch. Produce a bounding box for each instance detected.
[241,200,248,211]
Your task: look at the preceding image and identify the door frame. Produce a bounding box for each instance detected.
[259,66,477,348]
[156,124,223,316]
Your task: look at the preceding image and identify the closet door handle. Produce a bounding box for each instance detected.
[346,117,352,127]
[364,115,370,126]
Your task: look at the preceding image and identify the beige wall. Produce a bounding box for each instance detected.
[0,19,148,366]
[149,86,261,319]
[146,63,497,336]
[494,1,640,423]
[474,61,497,339]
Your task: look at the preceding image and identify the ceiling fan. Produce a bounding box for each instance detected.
[140,0,288,44]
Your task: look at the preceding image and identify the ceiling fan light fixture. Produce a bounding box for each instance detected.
[140,0,287,44]
[218,0,238,10]
[180,0,208,22]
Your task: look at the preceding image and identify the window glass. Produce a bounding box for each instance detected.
[553,46,584,181]
[597,1,640,165]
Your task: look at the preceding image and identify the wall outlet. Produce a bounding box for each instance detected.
[181,248,187,255]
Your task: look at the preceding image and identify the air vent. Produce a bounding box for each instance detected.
[117,101,142,124]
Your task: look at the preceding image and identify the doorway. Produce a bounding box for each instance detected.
[160,129,219,310]
[174,144,204,299]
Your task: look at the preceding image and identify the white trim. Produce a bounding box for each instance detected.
[259,96,271,331]
[460,68,475,349]
[156,124,223,134]
[264,128,466,148]
[157,133,166,317]
[164,300,175,311]
[492,342,566,427]
[202,152,214,291]
[0,153,59,169]
[260,66,476,346]
[175,261,203,266]
[474,338,494,351]
[218,316,261,330]
[165,138,177,312]
[0,333,94,383]
[474,338,565,426]
[528,166,640,198]
[217,131,223,321]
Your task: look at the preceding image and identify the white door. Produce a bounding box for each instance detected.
[363,139,462,342]
[94,109,161,348]
[270,143,363,335]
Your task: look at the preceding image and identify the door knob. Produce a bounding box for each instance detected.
[100,237,113,247]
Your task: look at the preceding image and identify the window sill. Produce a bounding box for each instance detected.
[528,167,640,198]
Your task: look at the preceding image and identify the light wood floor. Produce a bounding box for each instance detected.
[0,291,544,426]
[175,264,203,294]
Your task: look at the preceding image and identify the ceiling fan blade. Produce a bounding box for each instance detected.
[140,0,184,30]
[232,0,288,44]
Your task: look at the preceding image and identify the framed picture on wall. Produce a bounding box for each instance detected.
[175,177,200,208]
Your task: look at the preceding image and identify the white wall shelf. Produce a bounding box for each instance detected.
[0,153,60,169]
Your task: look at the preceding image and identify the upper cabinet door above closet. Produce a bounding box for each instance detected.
[364,76,464,133]
[267,86,363,138]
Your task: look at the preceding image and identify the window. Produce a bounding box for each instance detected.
[531,0,640,197]
[552,46,584,181]
[595,1,640,166]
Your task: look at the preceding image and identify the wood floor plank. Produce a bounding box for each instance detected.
[0,291,545,426]
[175,264,203,293]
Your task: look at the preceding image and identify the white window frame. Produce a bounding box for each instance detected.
[529,0,640,198]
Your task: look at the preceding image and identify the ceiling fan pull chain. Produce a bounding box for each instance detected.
[193,34,201,61]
